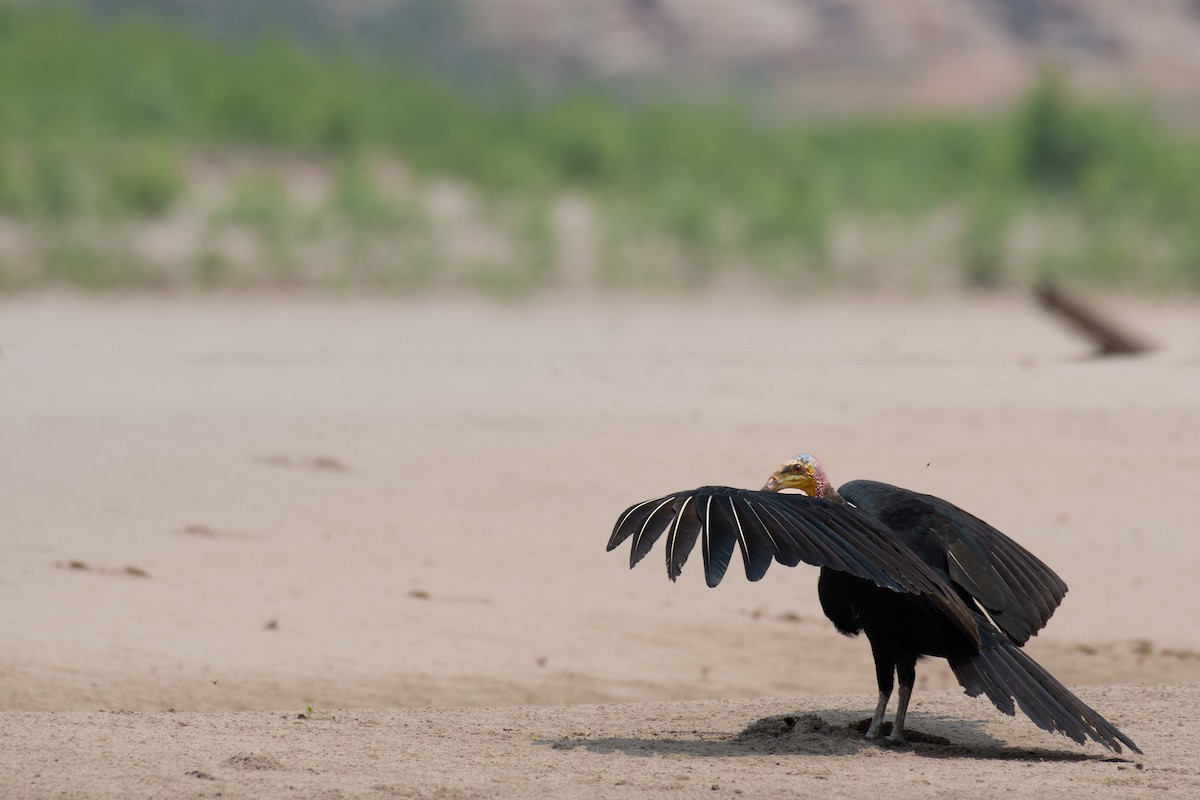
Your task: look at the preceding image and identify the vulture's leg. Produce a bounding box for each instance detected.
[865,645,895,740]
[888,656,918,743]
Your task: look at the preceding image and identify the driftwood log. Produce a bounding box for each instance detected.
[1034,281,1152,357]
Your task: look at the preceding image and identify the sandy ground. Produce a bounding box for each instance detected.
[2,290,1199,797]
[2,687,1195,800]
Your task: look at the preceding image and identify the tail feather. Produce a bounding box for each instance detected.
[951,638,1141,754]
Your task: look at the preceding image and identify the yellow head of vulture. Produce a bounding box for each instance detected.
[762,453,834,499]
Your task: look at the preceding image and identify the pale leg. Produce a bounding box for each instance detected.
[866,689,891,739]
[887,657,918,743]
[888,683,912,743]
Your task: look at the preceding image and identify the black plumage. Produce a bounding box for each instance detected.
[607,461,1140,754]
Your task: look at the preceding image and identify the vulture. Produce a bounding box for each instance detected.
[606,454,1140,754]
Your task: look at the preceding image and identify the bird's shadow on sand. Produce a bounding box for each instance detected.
[548,712,1132,764]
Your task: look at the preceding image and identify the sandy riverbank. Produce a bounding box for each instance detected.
[1,291,1197,796]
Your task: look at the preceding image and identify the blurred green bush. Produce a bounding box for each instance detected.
[2,4,1200,289]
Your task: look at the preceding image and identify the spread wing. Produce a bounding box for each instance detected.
[839,480,1069,645]
[924,492,1068,643]
[607,485,980,646]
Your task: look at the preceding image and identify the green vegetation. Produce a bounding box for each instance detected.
[2,4,1200,291]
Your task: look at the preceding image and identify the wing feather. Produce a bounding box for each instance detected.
[628,497,678,569]
[716,496,773,582]
[607,496,662,552]
[753,500,866,578]
[732,497,799,571]
[699,495,738,587]
[665,496,702,582]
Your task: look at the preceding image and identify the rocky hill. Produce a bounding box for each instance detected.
[83,0,1200,113]
[467,0,1200,112]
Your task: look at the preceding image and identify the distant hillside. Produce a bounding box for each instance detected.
[468,0,1200,113]
[83,0,1200,114]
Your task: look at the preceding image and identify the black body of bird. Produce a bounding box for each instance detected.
[606,454,1140,754]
